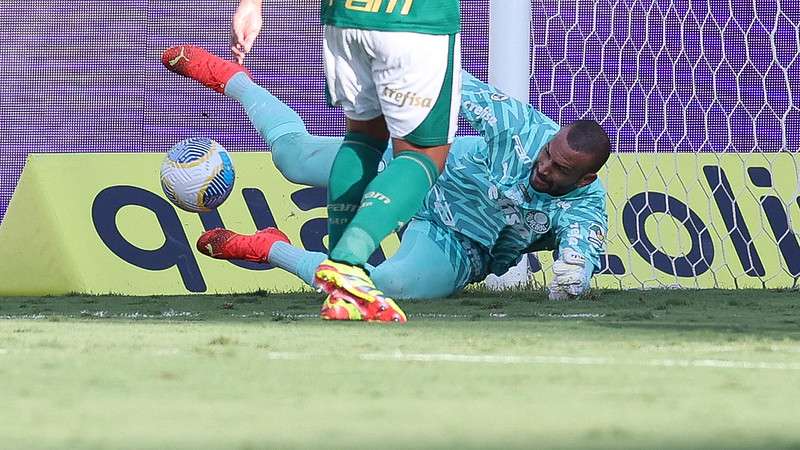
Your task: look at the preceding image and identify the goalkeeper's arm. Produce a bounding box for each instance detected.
[549,203,608,300]
[459,70,531,140]
[459,70,560,139]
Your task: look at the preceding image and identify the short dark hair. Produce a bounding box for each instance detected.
[566,120,611,172]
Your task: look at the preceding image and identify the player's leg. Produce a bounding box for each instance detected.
[314,27,407,322]
[161,44,350,188]
[369,220,473,299]
[322,26,389,250]
[230,76,363,188]
[329,31,461,267]
[197,227,327,289]
[196,219,471,302]
[223,71,342,187]
[319,218,473,321]
[326,116,388,247]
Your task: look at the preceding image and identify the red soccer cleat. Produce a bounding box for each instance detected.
[196,227,289,262]
[161,45,251,94]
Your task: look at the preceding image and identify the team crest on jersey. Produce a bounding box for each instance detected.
[526,211,551,234]
[588,223,606,250]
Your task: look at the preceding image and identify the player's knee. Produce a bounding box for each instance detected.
[370,270,410,299]
[270,133,307,184]
[371,268,456,300]
[347,117,389,141]
[392,141,448,173]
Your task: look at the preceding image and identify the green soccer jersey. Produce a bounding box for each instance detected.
[321,0,460,35]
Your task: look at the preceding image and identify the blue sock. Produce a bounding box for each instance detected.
[223,73,306,144]
[267,242,327,288]
[267,242,379,289]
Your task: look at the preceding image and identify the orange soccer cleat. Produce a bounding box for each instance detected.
[161,45,251,94]
[315,259,407,323]
[197,227,289,262]
[320,288,367,321]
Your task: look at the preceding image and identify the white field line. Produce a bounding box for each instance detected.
[269,312,605,320]
[264,351,800,371]
[0,310,199,320]
[1,347,797,370]
[1,311,603,321]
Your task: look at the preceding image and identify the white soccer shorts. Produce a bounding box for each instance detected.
[323,25,461,146]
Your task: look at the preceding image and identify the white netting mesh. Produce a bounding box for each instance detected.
[525,0,800,289]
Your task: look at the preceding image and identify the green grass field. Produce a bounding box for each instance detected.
[1,289,799,450]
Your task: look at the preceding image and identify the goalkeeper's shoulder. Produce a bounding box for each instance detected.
[459,70,559,134]
[569,179,608,210]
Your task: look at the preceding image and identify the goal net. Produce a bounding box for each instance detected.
[526,1,799,289]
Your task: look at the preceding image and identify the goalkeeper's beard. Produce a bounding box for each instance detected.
[532,167,579,197]
[532,169,549,191]
[532,167,561,194]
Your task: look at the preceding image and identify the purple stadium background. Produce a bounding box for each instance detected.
[1,0,798,224]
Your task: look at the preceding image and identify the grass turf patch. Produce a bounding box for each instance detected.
[1,289,799,449]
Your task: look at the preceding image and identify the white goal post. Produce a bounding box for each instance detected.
[485,0,535,290]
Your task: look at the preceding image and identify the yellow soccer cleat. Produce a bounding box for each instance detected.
[314,259,407,323]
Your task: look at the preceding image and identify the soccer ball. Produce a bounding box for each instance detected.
[160,137,235,213]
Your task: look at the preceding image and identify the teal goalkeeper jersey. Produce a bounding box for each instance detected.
[321,0,460,35]
[415,71,609,281]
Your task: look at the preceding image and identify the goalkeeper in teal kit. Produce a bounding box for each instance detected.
[161,47,611,313]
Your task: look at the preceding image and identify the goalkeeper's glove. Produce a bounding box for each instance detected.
[548,248,590,301]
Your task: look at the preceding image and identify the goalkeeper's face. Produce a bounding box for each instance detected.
[531,129,598,196]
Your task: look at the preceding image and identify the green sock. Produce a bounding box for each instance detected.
[326,132,387,250]
[330,151,440,266]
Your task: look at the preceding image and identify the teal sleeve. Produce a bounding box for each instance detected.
[553,189,609,285]
[459,70,533,141]
[488,226,529,276]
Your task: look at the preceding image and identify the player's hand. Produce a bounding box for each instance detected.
[548,249,589,301]
[231,0,263,64]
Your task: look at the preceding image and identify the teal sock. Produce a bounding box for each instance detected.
[267,242,327,288]
[326,132,387,250]
[224,72,307,143]
[330,151,439,266]
[267,242,377,289]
